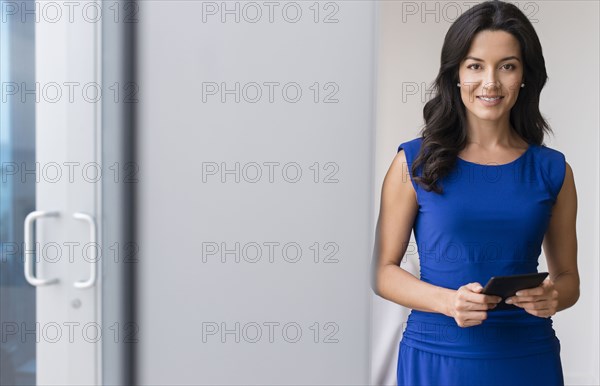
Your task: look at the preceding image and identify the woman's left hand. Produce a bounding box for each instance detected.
[505,278,559,318]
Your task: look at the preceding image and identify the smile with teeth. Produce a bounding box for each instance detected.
[477,96,503,101]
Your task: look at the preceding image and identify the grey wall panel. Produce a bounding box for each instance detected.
[135,1,377,384]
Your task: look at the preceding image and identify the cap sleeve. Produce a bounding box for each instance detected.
[539,146,567,205]
[396,139,421,198]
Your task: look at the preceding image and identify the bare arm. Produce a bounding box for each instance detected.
[370,149,454,317]
[542,161,580,312]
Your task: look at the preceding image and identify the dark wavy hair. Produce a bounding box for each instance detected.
[411,0,553,194]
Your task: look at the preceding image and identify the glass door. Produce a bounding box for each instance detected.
[1,1,102,384]
[0,1,37,383]
[0,1,36,385]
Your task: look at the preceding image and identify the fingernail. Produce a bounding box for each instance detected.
[515,291,522,296]
[505,298,513,304]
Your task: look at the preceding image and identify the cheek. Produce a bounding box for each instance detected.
[503,86,521,104]
[510,83,523,97]
[460,89,477,105]
[504,74,523,93]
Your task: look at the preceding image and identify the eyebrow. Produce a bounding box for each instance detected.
[464,55,521,63]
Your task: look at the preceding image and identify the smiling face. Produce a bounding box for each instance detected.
[458,29,524,124]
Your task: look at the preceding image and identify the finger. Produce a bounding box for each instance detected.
[517,285,545,296]
[463,301,491,311]
[527,305,552,312]
[511,295,544,303]
[466,283,483,293]
[482,294,503,303]
[514,299,548,309]
[464,311,487,321]
[464,293,493,306]
[467,292,500,305]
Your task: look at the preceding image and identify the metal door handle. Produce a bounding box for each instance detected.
[24,210,60,286]
[72,212,97,289]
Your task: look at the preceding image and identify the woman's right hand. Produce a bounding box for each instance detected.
[447,283,503,327]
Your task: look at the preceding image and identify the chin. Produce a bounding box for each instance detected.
[468,110,507,122]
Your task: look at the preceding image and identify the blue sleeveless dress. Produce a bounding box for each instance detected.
[396,137,566,386]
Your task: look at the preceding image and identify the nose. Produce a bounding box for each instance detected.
[482,69,500,94]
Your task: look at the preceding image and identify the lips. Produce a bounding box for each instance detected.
[476,95,504,106]
[477,95,503,98]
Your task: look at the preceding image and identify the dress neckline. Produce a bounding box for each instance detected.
[456,144,533,167]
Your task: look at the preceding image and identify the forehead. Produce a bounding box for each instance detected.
[466,30,521,59]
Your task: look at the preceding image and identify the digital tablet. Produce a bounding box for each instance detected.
[481,272,549,311]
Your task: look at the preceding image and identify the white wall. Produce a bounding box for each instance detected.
[371,1,599,385]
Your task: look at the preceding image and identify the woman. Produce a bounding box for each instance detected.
[371,1,580,385]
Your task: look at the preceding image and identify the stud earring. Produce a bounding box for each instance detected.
[457,83,461,87]
[521,83,525,88]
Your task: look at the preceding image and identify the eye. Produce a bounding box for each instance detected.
[502,63,516,70]
[467,63,481,70]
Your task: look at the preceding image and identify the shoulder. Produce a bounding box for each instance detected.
[534,143,568,202]
[396,136,423,154]
[535,143,565,159]
[396,137,424,167]
[535,143,566,174]
[391,136,424,195]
